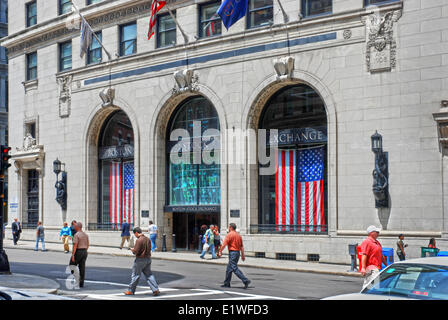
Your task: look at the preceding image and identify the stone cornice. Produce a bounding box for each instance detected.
[2,0,190,58]
[2,0,402,59]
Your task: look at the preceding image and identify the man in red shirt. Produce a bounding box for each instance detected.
[360,225,387,289]
[217,223,251,289]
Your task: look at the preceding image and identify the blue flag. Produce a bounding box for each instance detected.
[217,0,248,30]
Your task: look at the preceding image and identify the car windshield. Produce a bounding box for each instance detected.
[361,263,448,300]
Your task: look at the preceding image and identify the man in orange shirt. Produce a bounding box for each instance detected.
[217,223,251,289]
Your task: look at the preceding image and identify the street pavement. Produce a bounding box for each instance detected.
[3,246,364,300]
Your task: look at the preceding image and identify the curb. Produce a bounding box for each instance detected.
[5,244,363,278]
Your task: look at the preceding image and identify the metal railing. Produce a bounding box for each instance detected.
[250,224,328,235]
[87,223,134,231]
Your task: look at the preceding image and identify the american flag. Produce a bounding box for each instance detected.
[275,147,325,232]
[110,162,121,229]
[275,150,297,231]
[148,0,166,40]
[123,162,135,226]
[297,147,325,232]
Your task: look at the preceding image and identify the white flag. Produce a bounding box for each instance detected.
[80,19,93,58]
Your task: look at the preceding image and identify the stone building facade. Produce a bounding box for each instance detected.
[1,0,447,264]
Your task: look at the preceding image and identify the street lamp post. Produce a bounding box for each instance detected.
[371,131,389,208]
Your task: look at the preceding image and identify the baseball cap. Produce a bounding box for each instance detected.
[367,225,381,234]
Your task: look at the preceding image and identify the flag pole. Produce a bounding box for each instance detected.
[70,0,113,61]
[274,0,290,56]
[164,3,189,44]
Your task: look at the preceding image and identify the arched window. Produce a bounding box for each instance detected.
[98,111,134,230]
[258,85,328,233]
[167,96,220,206]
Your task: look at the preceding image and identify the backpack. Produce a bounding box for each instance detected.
[202,234,206,244]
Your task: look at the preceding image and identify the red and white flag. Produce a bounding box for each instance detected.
[110,162,122,229]
[148,0,166,40]
[275,150,297,231]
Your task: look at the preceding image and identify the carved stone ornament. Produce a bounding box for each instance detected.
[362,10,402,73]
[273,56,294,81]
[172,69,199,94]
[16,133,38,153]
[99,87,115,108]
[57,75,73,118]
[13,133,45,176]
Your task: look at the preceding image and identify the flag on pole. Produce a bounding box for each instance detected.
[80,18,93,58]
[110,162,122,229]
[217,0,248,30]
[123,162,135,226]
[148,0,167,40]
[297,147,325,232]
[275,150,297,231]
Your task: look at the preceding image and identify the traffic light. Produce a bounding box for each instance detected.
[0,145,11,176]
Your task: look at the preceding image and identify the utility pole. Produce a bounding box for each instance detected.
[0,145,11,274]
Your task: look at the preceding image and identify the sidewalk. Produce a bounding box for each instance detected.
[4,240,362,278]
[0,273,60,294]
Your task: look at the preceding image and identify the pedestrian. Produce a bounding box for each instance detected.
[123,227,160,296]
[70,220,77,238]
[34,221,46,251]
[148,221,158,252]
[217,223,251,289]
[120,219,131,249]
[214,226,221,257]
[428,238,437,249]
[11,218,22,245]
[60,222,72,253]
[69,222,89,288]
[359,225,387,289]
[200,225,217,259]
[396,234,407,261]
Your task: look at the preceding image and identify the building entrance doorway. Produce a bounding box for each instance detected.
[173,212,219,251]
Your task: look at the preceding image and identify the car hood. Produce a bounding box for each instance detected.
[322,293,416,300]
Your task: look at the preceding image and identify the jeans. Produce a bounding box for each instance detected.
[35,236,45,251]
[224,251,249,286]
[128,257,159,293]
[397,252,405,261]
[150,234,157,252]
[200,243,217,259]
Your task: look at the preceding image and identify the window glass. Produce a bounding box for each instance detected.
[301,0,332,18]
[27,1,37,27]
[200,2,222,38]
[248,0,273,29]
[168,97,220,206]
[120,23,137,56]
[27,52,37,80]
[258,85,328,232]
[157,14,176,48]
[88,32,102,64]
[365,0,398,6]
[59,41,72,71]
[362,264,448,300]
[59,0,72,15]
